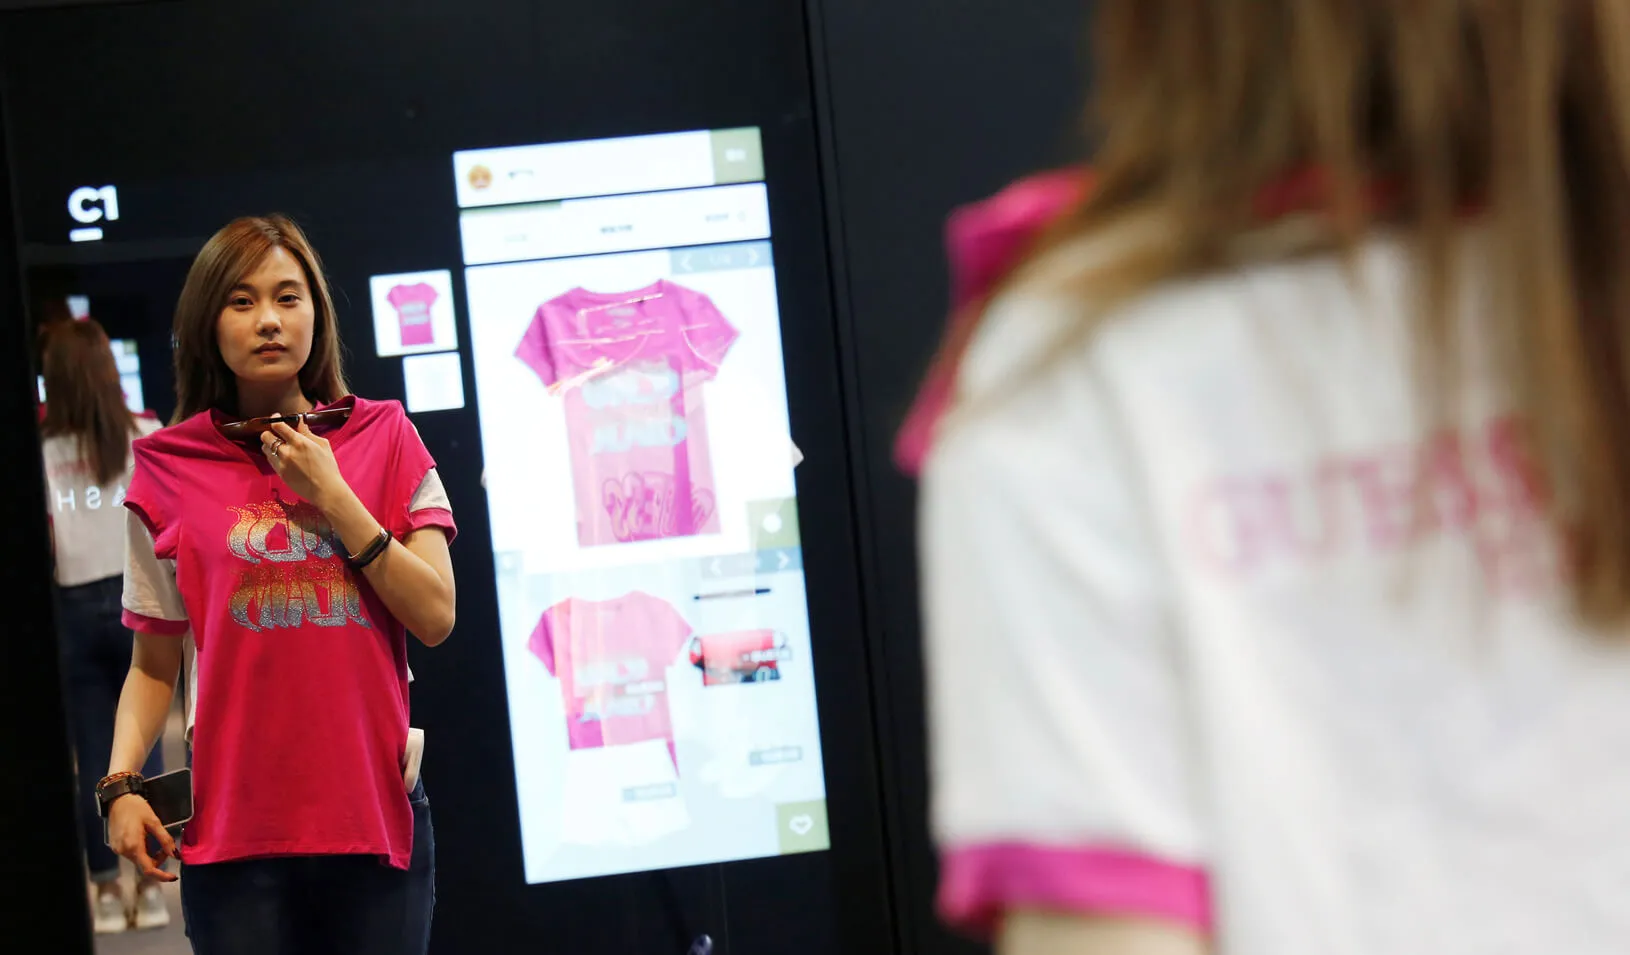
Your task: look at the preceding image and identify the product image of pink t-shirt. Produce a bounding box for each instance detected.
[528,591,695,770]
[515,279,739,547]
[688,629,790,686]
[121,397,457,870]
[389,282,439,348]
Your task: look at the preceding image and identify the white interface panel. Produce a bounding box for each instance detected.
[453,128,829,884]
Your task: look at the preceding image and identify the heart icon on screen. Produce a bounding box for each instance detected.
[789,814,814,836]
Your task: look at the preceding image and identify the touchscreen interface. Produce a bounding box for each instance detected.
[455,128,830,884]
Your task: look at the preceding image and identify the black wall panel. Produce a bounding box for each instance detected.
[807,1,1090,952]
[0,80,96,955]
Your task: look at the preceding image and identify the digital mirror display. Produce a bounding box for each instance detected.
[454,128,830,883]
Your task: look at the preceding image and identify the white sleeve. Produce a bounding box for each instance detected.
[409,467,451,513]
[123,509,198,741]
[919,297,1210,937]
[404,468,450,685]
[122,510,188,630]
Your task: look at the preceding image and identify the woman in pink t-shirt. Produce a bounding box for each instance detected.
[101,216,457,955]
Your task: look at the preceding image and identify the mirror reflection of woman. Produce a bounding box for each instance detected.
[102,216,457,955]
[39,318,169,935]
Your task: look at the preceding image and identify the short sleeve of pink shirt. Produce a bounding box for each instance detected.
[670,284,739,376]
[514,301,565,388]
[920,303,1211,938]
[124,430,188,561]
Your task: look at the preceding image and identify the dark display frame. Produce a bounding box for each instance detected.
[0,2,895,952]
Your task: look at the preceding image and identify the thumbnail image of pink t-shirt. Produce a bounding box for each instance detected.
[515,279,739,547]
[688,629,790,686]
[529,591,695,770]
[389,282,439,348]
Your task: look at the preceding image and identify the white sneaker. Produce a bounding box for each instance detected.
[92,888,129,934]
[133,882,171,930]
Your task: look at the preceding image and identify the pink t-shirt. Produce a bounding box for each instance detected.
[122,396,456,869]
[388,283,438,348]
[527,591,695,770]
[515,280,739,547]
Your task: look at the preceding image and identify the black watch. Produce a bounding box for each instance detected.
[96,774,146,818]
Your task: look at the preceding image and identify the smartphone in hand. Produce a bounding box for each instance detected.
[103,767,193,853]
[145,768,194,833]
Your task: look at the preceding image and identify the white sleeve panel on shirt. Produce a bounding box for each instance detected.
[123,508,198,741]
[409,467,451,513]
[122,509,187,626]
[405,468,450,683]
[918,289,1211,934]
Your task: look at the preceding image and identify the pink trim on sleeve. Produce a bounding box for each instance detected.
[894,169,1091,477]
[937,843,1212,939]
[122,608,188,636]
[406,506,457,544]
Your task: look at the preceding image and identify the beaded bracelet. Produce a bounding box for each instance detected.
[96,770,142,791]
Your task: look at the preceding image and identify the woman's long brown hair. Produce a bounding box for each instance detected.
[931,0,1630,625]
[171,215,348,422]
[39,318,139,486]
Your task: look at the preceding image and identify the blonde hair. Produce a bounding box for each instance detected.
[171,215,348,422]
[932,1,1630,625]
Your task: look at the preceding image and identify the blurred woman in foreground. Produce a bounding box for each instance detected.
[909,3,1630,953]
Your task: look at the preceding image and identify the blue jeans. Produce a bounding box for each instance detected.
[179,780,435,955]
[56,574,165,882]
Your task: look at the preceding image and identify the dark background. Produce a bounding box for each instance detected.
[0,1,1089,952]
[0,72,98,955]
[809,2,1088,950]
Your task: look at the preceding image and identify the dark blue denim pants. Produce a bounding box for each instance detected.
[179,780,435,955]
[55,574,165,882]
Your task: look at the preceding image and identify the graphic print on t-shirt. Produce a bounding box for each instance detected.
[225,499,369,632]
[515,279,739,547]
[528,591,695,770]
[388,282,439,348]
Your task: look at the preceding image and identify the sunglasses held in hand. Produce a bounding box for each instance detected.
[215,406,351,444]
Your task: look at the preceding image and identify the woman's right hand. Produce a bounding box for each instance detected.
[106,794,179,882]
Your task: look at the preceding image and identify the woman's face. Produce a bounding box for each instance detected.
[216,246,315,387]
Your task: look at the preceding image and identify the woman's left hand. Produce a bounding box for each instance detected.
[262,414,346,507]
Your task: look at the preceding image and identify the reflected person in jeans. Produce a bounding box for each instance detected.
[39,318,168,933]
